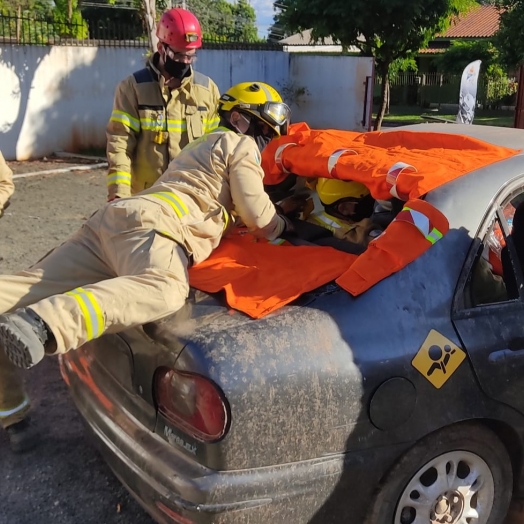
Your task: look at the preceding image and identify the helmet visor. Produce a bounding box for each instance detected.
[262,102,291,127]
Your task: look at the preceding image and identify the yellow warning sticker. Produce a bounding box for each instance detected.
[412,330,466,389]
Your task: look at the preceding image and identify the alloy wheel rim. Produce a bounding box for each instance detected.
[394,450,494,524]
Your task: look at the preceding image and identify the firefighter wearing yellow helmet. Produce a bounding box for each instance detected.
[217,82,291,152]
[0,82,296,390]
[308,177,382,248]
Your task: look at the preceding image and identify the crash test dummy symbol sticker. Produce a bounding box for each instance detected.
[412,330,466,389]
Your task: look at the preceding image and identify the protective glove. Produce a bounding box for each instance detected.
[276,195,311,218]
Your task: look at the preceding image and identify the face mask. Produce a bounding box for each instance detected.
[247,118,274,152]
[164,55,191,80]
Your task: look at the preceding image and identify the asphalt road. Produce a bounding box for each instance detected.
[0,167,154,524]
[0,358,155,524]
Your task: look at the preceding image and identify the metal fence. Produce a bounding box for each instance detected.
[375,72,518,109]
[0,12,280,49]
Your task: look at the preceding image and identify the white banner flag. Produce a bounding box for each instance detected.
[456,60,482,124]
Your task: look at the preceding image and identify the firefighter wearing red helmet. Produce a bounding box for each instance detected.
[106,8,220,201]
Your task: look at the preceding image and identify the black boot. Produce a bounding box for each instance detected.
[0,309,50,369]
[5,417,38,453]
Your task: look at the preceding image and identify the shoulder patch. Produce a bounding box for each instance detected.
[133,68,154,84]
[193,71,210,88]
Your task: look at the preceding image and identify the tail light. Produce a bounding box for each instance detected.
[154,367,230,442]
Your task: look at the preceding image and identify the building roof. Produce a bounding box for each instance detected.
[279,29,363,51]
[439,4,500,39]
[280,29,338,46]
[282,5,501,55]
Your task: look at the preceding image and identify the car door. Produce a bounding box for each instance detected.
[452,181,524,414]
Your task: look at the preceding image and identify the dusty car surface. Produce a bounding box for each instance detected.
[61,123,524,524]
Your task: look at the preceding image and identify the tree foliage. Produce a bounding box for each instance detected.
[493,0,524,68]
[0,0,88,40]
[187,0,260,42]
[278,0,477,128]
[433,39,504,77]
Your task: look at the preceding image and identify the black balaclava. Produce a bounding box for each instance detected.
[324,194,376,222]
[250,120,273,152]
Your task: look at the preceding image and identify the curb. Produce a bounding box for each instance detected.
[12,162,108,180]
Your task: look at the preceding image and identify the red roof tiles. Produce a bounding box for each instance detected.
[439,4,501,39]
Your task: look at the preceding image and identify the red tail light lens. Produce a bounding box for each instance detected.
[154,367,229,442]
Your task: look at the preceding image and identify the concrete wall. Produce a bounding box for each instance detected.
[0,45,373,160]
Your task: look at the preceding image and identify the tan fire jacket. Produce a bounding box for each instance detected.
[308,211,382,248]
[137,127,285,264]
[106,54,220,200]
[0,152,14,217]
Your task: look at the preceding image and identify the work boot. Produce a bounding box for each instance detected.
[5,417,38,453]
[0,309,49,369]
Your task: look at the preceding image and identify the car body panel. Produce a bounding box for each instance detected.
[61,124,524,523]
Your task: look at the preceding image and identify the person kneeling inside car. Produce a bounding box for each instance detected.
[0,82,294,377]
[306,178,383,248]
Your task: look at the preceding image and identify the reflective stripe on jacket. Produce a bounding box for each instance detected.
[138,128,285,265]
[106,55,220,199]
[0,151,14,214]
[308,211,381,247]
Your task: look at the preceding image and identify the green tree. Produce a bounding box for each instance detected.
[52,0,89,38]
[187,0,260,42]
[433,40,502,75]
[494,0,524,68]
[278,0,477,129]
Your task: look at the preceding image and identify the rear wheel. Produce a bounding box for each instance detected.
[366,423,513,524]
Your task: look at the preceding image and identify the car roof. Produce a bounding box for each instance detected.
[385,123,524,233]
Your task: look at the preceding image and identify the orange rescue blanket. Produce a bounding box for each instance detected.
[189,199,449,318]
[262,123,519,200]
[188,126,519,318]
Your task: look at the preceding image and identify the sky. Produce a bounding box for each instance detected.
[249,0,275,38]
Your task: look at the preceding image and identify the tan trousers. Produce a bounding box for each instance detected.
[0,198,190,426]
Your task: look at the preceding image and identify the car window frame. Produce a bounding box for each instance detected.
[452,176,524,319]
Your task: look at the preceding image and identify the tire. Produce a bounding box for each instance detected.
[365,422,513,524]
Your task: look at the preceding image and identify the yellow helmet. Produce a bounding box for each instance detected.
[316,178,370,206]
[218,82,291,136]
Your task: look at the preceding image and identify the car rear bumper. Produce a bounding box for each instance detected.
[60,350,403,524]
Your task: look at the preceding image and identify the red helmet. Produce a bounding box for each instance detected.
[156,8,202,50]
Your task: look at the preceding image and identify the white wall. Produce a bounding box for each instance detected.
[290,55,374,130]
[0,45,373,160]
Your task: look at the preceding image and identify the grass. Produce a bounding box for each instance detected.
[373,105,515,128]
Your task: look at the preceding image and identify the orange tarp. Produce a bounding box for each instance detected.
[189,125,517,319]
[188,231,357,318]
[262,123,520,200]
[189,199,449,318]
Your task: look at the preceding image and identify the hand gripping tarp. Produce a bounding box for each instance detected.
[188,199,450,318]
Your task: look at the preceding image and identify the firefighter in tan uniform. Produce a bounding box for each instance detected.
[106,7,220,201]
[0,151,14,217]
[307,178,383,249]
[0,82,293,377]
[0,152,37,452]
